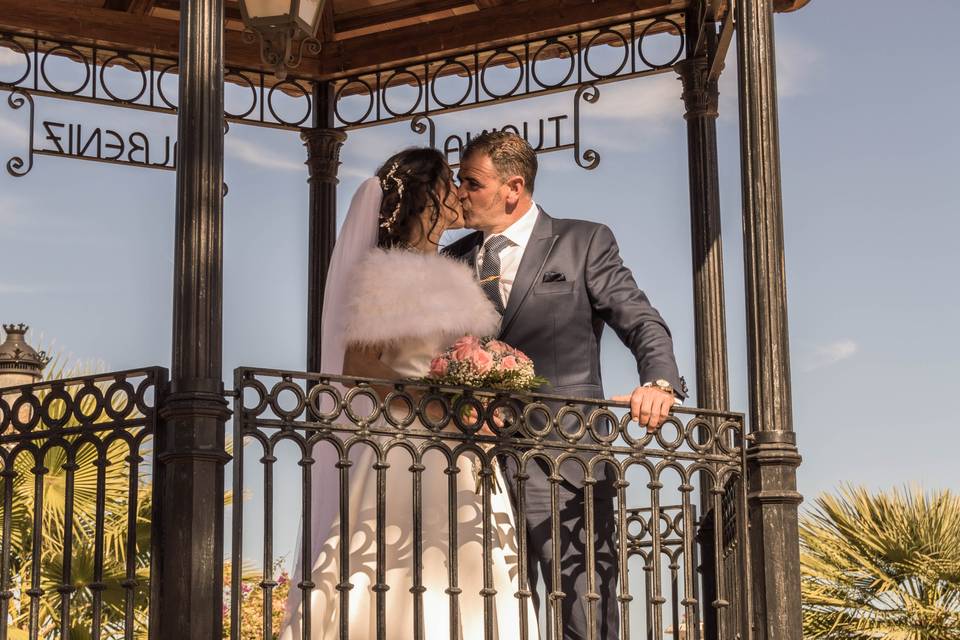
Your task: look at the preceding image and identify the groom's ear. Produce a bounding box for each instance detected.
[503,175,526,206]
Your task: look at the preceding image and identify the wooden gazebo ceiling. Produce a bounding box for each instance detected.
[1,0,811,81]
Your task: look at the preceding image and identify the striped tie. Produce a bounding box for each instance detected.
[479,235,512,314]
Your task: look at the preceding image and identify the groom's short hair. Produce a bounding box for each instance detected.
[462,131,537,194]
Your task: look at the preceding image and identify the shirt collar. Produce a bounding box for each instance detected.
[484,200,539,248]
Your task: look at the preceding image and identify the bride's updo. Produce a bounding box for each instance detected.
[376,147,456,248]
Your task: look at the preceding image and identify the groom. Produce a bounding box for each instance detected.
[447,131,685,640]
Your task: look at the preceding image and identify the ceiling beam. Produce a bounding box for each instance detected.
[319,0,335,43]
[334,0,473,34]
[102,0,135,10]
[100,0,153,12]
[151,0,243,21]
[129,0,154,13]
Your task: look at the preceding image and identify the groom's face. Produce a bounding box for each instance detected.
[457,153,512,233]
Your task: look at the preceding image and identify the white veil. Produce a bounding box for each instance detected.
[319,176,384,377]
[280,176,383,639]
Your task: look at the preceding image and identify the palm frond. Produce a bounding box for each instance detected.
[801,485,960,639]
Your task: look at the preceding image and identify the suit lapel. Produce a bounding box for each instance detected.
[453,231,483,269]
[499,210,557,336]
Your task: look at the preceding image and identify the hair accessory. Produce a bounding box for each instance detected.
[378,161,404,231]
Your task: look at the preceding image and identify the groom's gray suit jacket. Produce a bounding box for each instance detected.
[446,208,683,639]
[446,208,685,403]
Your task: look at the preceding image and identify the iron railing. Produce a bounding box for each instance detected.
[0,367,750,639]
[0,368,166,640]
[231,367,751,640]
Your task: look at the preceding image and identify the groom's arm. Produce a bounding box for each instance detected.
[584,223,686,408]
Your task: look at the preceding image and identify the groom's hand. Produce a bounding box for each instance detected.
[611,386,675,432]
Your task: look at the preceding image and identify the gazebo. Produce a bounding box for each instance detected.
[0,1,809,638]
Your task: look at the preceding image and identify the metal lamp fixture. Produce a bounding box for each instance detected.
[239,0,325,79]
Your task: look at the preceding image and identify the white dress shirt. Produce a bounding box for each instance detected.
[476,201,540,309]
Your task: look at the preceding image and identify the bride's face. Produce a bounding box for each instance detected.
[416,177,463,245]
[438,177,464,230]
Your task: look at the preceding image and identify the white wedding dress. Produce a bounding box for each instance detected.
[281,248,539,640]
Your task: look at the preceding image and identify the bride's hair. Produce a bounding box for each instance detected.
[375,147,455,248]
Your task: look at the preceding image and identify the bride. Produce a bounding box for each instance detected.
[280,148,539,640]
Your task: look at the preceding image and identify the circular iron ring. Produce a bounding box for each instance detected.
[429,59,473,109]
[637,17,685,69]
[266,79,312,127]
[156,63,179,109]
[40,386,73,430]
[380,68,423,118]
[98,54,148,103]
[333,78,375,126]
[479,49,524,99]
[530,40,575,90]
[583,29,630,80]
[382,391,416,429]
[73,383,105,423]
[104,379,136,422]
[269,380,306,421]
[306,383,342,422]
[0,37,32,86]
[223,70,259,119]
[40,45,92,95]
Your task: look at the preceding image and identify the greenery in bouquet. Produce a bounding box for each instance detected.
[426,335,547,391]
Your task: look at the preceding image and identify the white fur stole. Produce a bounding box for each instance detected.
[343,249,500,346]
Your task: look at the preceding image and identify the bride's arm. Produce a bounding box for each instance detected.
[342,344,400,381]
[343,345,447,421]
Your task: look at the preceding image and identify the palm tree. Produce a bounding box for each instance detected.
[801,486,960,639]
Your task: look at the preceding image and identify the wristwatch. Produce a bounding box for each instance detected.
[649,379,674,396]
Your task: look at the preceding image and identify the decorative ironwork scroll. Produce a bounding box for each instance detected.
[412,83,602,170]
[1,8,684,175]
[331,13,684,130]
[230,367,750,640]
[3,88,180,176]
[0,32,317,130]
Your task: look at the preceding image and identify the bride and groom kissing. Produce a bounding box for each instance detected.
[281,131,685,640]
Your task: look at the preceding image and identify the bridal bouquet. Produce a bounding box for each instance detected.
[426,335,546,391]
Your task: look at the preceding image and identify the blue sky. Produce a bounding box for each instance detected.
[2,0,958,566]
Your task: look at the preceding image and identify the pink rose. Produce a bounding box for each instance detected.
[500,355,518,371]
[453,335,481,350]
[429,356,449,377]
[470,346,494,374]
[452,335,481,361]
[486,340,510,354]
[452,344,473,362]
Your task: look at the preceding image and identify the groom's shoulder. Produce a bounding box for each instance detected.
[542,210,607,239]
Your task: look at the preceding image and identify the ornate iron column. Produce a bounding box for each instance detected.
[735,0,804,638]
[678,14,730,634]
[302,82,346,374]
[152,0,230,636]
[677,53,729,415]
